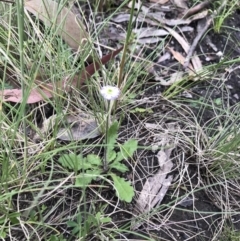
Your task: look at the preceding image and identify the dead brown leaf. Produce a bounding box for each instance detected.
[164,26,202,71]
[112,10,208,27]
[33,111,101,141]
[133,27,169,38]
[132,123,178,229]
[134,149,173,215]
[167,47,194,73]
[136,149,173,212]
[172,0,188,9]
[24,0,89,52]
[1,88,52,104]
[57,112,100,141]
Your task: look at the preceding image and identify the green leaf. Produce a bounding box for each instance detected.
[101,216,111,223]
[115,139,138,162]
[95,212,111,224]
[49,235,66,241]
[87,154,102,166]
[108,150,116,162]
[131,107,153,114]
[110,173,134,202]
[86,214,97,226]
[0,231,6,239]
[75,169,101,187]
[9,212,20,225]
[106,121,118,160]
[58,154,91,171]
[214,98,222,106]
[109,161,129,173]
[75,175,93,187]
[67,221,78,228]
[72,226,81,235]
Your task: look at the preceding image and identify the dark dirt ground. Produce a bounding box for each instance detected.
[5,1,240,241]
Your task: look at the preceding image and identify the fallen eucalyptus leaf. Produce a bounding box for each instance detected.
[133,27,169,38]
[165,27,202,71]
[157,52,171,63]
[56,112,100,141]
[145,10,208,26]
[33,111,101,141]
[149,0,169,3]
[168,71,184,85]
[107,26,193,45]
[178,196,193,207]
[132,123,178,229]
[172,0,188,9]
[167,47,194,74]
[112,10,208,27]
[133,26,194,39]
[137,37,164,44]
[112,13,137,23]
[134,149,173,214]
[24,0,89,52]
[149,62,186,86]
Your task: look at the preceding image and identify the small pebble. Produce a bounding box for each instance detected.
[233,94,239,99]
[216,51,223,57]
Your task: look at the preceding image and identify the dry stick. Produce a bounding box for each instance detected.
[183,0,212,19]
[183,0,228,70]
[183,16,212,70]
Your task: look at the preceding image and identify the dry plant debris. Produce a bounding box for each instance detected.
[1,0,240,240]
[33,110,101,142]
[108,0,216,86]
[134,148,173,213]
[132,123,177,228]
[25,0,89,53]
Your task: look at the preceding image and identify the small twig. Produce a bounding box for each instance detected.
[183,0,212,19]
[184,16,212,70]
[184,0,228,70]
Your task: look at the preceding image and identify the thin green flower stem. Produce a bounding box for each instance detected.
[115,0,136,111]
[16,0,28,171]
[117,0,136,88]
[103,100,111,171]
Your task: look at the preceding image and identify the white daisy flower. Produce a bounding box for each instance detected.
[100,85,120,100]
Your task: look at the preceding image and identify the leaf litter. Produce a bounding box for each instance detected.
[91,1,240,238]
[132,123,177,229]
[108,1,209,85]
[25,0,90,53]
[2,0,240,240]
[32,110,101,142]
